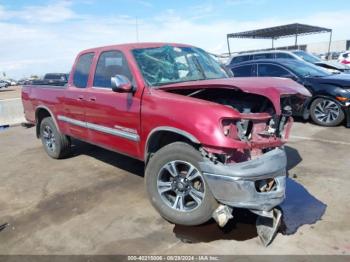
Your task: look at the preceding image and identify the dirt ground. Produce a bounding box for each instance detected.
[0,122,349,255]
[0,86,21,100]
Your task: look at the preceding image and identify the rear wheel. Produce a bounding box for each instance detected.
[145,142,218,226]
[40,117,71,159]
[310,98,344,126]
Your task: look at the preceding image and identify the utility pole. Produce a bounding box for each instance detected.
[327,30,333,60]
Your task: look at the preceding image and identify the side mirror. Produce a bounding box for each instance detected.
[111,75,133,92]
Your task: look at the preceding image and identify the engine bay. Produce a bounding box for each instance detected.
[168,88,276,114]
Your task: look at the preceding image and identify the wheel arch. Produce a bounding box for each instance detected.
[35,106,60,138]
[307,95,343,109]
[144,127,200,164]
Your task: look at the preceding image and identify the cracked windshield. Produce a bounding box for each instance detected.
[133,45,228,86]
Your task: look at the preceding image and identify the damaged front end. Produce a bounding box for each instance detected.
[200,147,286,246]
[164,81,308,246]
[194,89,294,246]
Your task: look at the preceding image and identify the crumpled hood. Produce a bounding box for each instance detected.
[158,77,311,114]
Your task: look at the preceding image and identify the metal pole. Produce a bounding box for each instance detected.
[135,17,139,42]
[272,38,274,49]
[327,30,333,60]
[227,36,231,56]
[295,34,298,48]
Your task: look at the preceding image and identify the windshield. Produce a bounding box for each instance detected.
[132,45,228,86]
[292,50,321,63]
[286,59,332,77]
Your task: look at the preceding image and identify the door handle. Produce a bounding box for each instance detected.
[77,96,84,101]
[89,97,96,102]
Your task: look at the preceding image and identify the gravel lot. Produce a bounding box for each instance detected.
[0,122,349,255]
[0,86,21,100]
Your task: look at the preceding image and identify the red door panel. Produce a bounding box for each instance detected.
[84,88,141,158]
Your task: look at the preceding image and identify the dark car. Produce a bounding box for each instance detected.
[228,50,350,74]
[32,73,69,86]
[229,59,350,127]
[292,50,350,74]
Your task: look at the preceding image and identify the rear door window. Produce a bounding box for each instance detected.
[232,64,255,77]
[258,64,290,77]
[230,55,251,65]
[73,53,94,88]
[253,53,274,60]
[275,53,294,59]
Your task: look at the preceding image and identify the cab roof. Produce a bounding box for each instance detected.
[80,42,193,54]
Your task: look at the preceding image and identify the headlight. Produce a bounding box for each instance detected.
[222,119,252,141]
[221,119,237,138]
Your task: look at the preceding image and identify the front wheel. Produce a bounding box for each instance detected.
[145,142,218,226]
[310,98,345,127]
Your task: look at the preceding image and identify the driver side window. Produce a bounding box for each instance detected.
[93,51,133,88]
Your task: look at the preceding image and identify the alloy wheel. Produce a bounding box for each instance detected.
[313,99,341,124]
[42,125,56,152]
[157,160,205,212]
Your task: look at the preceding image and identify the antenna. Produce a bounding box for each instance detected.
[135,17,139,42]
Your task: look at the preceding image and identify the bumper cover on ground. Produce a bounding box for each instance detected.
[199,148,287,211]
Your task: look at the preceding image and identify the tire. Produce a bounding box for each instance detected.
[310,98,345,127]
[40,117,71,159]
[145,142,218,226]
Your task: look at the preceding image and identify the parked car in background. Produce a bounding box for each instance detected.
[320,52,341,61]
[338,51,350,65]
[291,50,350,73]
[21,42,311,246]
[2,79,17,86]
[18,77,40,85]
[228,50,350,74]
[229,59,350,127]
[32,73,69,86]
[0,80,9,89]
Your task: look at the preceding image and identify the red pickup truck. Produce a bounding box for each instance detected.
[22,43,310,245]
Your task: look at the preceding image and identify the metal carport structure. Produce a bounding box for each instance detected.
[226,23,332,56]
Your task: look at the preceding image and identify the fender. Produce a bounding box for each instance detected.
[144,126,200,160]
[35,105,61,137]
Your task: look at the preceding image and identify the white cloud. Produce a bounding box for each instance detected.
[0,1,349,79]
[0,1,77,23]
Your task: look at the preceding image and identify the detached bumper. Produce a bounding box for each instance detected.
[199,148,287,211]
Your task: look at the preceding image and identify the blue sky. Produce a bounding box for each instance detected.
[0,0,349,78]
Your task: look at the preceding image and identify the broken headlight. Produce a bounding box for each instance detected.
[222,119,252,141]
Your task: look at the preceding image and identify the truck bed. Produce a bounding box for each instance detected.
[22,85,67,124]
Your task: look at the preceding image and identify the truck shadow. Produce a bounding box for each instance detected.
[70,139,145,177]
[173,177,327,243]
[173,209,258,243]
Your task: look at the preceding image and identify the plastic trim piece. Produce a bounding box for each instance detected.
[57,115,140,142]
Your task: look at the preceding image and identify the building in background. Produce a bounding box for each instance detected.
[307,39,350,54]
